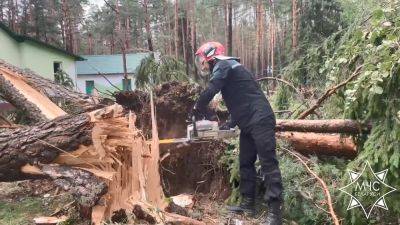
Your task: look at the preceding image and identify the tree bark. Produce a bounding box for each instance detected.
[277,132,357,158]
[190,0,198,80]
[276,119,370,134]
[40,164,107,207]
[174,0,179,58]
[255,0,263,76]
[0,60,103,114]
[143,0,153,51]
[292,0,299,57]
[0,62,67,123]
[0,113,92,181]
[225,0,233,56]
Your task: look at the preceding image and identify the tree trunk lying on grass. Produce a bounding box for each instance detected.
[275,119,370,134]
[277,132,357,158]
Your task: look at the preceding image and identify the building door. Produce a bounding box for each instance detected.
[122,78,132,91]
[85,80,95,95]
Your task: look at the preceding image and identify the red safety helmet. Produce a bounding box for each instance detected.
[195,42,225,75]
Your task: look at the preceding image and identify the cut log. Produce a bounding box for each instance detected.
[33,216,68,225]
[0,60,106,114]
[0,65,67,123]
[276,119,370,134]
[277,132,357,158]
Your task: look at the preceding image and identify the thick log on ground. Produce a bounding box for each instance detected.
[277,132,357,158]
[0,60,106,114]
[276,119,370,134]
[0,114,92,181]
[21,164,108,207]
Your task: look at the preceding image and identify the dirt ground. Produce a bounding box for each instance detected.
[0,179,90,225]
[0,180,264,225]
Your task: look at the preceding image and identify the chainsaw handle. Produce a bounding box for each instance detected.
[192,115,198,137]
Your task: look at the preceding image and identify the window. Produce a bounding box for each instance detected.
[53,62,62,73]
[85,80,95,95]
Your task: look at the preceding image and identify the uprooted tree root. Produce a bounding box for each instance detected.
[115,81,201,139]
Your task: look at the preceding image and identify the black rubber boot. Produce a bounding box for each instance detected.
[227,197,255,217]
[262,200,283,225]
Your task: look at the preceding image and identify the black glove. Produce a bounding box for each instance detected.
[219,123,231,130]
[190,105,204,121]
[219,121,234,130]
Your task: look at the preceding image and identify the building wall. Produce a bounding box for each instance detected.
[0,29,77,82]
[76,74,136,95]
[0,29,21,66]
[19,41,77,81]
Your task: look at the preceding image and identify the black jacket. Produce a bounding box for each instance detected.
[195,59,274,129]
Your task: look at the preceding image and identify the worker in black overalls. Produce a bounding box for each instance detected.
[192,42,283,225]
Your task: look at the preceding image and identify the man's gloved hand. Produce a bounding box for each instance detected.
[219,121,233,130]
[190,105,204,121]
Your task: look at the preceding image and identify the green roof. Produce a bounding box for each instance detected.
[0,22,84,60]
[76,53,150,75]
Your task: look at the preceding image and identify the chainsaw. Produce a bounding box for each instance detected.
[159,116,238,144]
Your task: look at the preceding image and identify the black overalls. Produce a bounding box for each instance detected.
[195,58,283,202]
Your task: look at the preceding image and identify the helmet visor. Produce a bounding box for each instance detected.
[195,55,205,70]
[195,55,210,77]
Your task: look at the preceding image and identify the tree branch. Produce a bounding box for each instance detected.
[298,65,363,119]
[256,76,300,94]
[103,0,118,13]
[281,147,340,225]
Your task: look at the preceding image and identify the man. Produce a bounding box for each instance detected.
[192,42,283,225]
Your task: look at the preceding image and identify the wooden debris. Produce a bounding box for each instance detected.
[171,194,195,208]
[33,216,68,225]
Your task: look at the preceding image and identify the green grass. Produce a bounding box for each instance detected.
[0,198,45,225]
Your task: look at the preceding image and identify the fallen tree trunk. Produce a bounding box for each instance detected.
[0,60,106,115]
[0,64,67,123]
[22,164,107,208]
[0,113,92,181]
[277,132,357,158]
[276,119,370,134]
